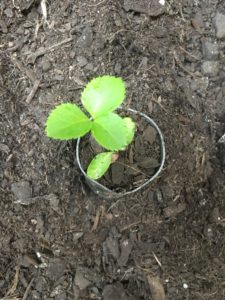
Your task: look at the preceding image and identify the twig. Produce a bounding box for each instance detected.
[27,37,73,64]
[92,206,105,231]
[174,51,200,78]
[152,251,162,268]
[87,0,106,6]
[179,46,200,60]
[115,161,148,177]
[22,278,34,300]
[26,78,41,103]
[10,57,36,82]
[121,221,142,231]
[151,96,168,113]
[6,266,20,296]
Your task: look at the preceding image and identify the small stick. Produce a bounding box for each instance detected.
[115,161,148,177]
[179,46,200,60]
[152,251,162,268]
[27,37,73,64]
[22,278,34,300]
[10,57,36,82]
[26,78,41,103]
[174,52,200,78]
[6,266,20,296]
[92,206,105,231]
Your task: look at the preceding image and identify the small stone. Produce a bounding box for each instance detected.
[40,59,51,72]
[105,236,120,260]
[202,41,219,60]
[183,283,188,289]
[210,207,220,223]
[73,232,84,242]
[215,13,225,39]
[45,259,66,281]
[103,284,129,300]
[85,63,94,71]
[111,162,124,185]
[123,0,165,16]
[4,8,13,18]
[74,267,92,290]
[31,290,41,299]
[204,225,213,239]
[117,239,133,267]
[53,75,64,81]
[201,61,219,76]
[11,181,32,200]
[163,202,186,218]
[143,126,157,144]
[77,26,93,48]
[114,62,122,73]
[77,56,88,67]
[0,280,5,289]
[69,51,76,59]
[55,292,67,300]
[191,12,204,31]
[137,157,159,169]
[139,57,148,69]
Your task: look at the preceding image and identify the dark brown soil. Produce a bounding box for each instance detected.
[1,0,225,299]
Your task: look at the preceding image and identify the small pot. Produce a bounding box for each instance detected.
[76,108,165,199]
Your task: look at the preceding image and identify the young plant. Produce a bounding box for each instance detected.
[45,75,136,180]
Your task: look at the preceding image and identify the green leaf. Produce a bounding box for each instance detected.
[123,117,136,146]
[46,103,92,140]
[87,152,114,180]
[92,113,127,151]
[81,75,125,118]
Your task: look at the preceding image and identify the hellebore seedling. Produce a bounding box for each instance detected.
[45,76,136,180]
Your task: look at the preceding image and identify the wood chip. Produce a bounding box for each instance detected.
[147,275,165,300]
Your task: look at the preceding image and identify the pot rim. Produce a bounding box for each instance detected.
[76,107,166,198]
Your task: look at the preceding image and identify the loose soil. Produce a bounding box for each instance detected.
[1,0,225,299]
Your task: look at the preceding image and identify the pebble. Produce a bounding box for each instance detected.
[45,259,66,281]
[11,181,32,200]
[123,0,165,16]
[105,236,120,260]
[143,126,157,144]
[202,41,219,60]
[163,202,186,218]
[85,62,94,71]
[31,290,41,299]
[204,225,213,239]
[74,267,92,290]
[117,239,133,267]
[77,56,88,67]
[191,12,204,31]
[40,59,51,72]
[4,8,13,18]
[77,26,93,48]
[0,280,5,289]
[183,283,188,289]
[201,61,219,76]
[215,13,225,39]
[102,284,129,300]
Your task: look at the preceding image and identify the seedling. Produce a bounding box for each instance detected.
[45,76,136,179]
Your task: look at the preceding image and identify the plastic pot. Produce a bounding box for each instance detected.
[76,108,166,199]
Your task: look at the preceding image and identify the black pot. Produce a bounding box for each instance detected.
[76,108,165,199]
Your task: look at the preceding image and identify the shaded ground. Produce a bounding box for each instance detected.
[0,0,225,299]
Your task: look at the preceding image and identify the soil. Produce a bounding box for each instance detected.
[0,0,225,299]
